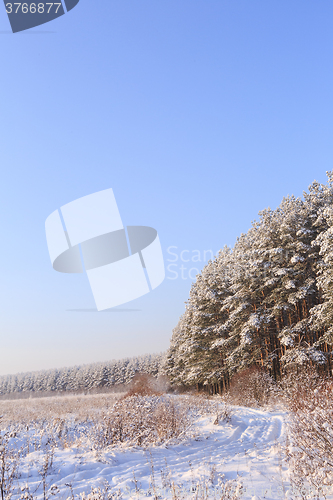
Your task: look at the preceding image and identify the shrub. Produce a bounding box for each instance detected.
[98,394,190,447]
[228,365,277,407]
[122,373,160,398]
[284,368,333,497]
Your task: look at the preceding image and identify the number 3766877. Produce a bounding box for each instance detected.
[5,3,62,14]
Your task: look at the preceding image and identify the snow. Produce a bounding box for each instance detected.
[0,395,307,500]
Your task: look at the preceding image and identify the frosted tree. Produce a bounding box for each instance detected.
[166,172,333,388]
[309,173,333,361]
[0,353,166,396]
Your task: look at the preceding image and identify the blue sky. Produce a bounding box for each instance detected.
[0,0,333,375]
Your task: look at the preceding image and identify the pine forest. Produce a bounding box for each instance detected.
[164,172,333,392]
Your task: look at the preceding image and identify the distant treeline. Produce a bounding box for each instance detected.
[0,353,166,396]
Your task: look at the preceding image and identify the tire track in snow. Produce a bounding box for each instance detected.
[14,405,289,500]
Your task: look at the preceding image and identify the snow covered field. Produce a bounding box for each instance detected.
[0,393,329,500]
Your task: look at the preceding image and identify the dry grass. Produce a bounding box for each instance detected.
[0,390,220,453]
[0,392,123,427]
[0,390,243,499]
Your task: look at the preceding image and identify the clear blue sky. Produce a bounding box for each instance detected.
[0,0,333,375]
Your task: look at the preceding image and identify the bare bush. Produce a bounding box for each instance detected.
[123,373,160,398]
[283,368,333,498]
[279,364,321,407]
[228,366,277,407]
[97,394,190,448]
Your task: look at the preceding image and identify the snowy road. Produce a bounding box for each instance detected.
[15,405,297,499]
